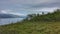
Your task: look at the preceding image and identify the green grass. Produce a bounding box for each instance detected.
[0,21,60,34]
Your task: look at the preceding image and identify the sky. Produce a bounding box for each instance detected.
[0,0,60,16]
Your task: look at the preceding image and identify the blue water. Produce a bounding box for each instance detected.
[0,18,24,25]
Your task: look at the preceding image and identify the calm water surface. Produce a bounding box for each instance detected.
[0,18,24,25]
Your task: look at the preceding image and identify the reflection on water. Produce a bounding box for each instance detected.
[0,18,24,25]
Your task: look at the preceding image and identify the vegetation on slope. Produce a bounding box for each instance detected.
[25,9,60,22]
[0,9,60,34]
[0,22,60,34]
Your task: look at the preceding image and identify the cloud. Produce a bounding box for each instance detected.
[0,10,7,13]
[0,0,60,15]
[1,0,58,5]
[0,9,13,14]
[33,7,59,12]
[0,10,26,16]
[9,12,25,16]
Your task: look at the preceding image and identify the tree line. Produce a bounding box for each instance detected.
[24,9,60,22]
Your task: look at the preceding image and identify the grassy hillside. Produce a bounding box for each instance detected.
[0,9,60,34]
[0,22,60,34]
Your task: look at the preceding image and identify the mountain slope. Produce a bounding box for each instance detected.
[0,9,60,34]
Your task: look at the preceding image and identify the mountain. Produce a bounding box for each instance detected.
[0,9,60,34]
[0,14,26,18]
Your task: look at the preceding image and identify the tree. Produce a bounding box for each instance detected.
[42,12,44,15]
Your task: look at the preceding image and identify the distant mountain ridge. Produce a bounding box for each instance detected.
[0,14,26,18]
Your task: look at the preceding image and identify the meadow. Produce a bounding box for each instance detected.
[0,21,60,34]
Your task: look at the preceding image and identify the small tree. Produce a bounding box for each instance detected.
[42,12,44,15]
[28,14,33,18]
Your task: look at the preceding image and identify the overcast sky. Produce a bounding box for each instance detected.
[0,0,60,16]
